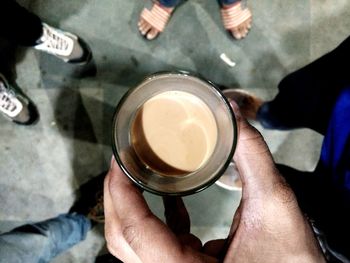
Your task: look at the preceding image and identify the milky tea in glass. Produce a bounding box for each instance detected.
[130,90,218,176]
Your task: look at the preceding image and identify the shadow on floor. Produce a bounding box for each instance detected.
[26,0,88,26]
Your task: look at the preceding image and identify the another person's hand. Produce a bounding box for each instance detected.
[104,102,326,263]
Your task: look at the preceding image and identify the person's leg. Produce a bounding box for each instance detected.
[138,0,181,40]
[0,2,41,125]
[0,0,92,64]
[318,87,350,189]
[257,35,350,135]
[314,87,350,260]
[0,213,91,263]
[218,0,252,39]
[0,0,43,46]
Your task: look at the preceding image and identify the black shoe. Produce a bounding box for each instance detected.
[257,103,298,130]
[69,171,106,224]
[222,88,263,120]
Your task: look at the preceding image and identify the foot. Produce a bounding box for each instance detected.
[34,23,92,64]
[221,1,252,40]
[222,89,263,120]
[0,73,39,125]
[138,3,174,40]
[69,171,106,224]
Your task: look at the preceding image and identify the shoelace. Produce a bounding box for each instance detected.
[41,25,70,54]
[0,84,17,113]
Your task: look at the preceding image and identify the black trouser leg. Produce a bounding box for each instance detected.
[258,36,350,135]
[0,0,43,46]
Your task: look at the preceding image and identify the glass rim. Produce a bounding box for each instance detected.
[111,70,238,196]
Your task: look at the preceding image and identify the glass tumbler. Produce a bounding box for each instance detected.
[112,71,237,196]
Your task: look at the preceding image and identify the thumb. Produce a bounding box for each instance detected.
[230,100,282,196]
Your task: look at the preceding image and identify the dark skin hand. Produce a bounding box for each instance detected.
[104,101,326,263]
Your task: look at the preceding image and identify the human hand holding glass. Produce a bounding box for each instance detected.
[104,102,326,263]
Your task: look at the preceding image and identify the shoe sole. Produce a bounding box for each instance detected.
[13,101,40,125]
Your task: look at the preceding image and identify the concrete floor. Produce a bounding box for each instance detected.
[1,0,350,262]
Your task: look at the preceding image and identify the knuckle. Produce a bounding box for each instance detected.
[122,223,142,251]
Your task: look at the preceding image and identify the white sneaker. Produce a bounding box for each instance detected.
[34,23,92,64]
[1,83,23,118]
[0,74,38,125]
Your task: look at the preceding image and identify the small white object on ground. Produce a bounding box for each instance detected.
[220,53,236,67]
